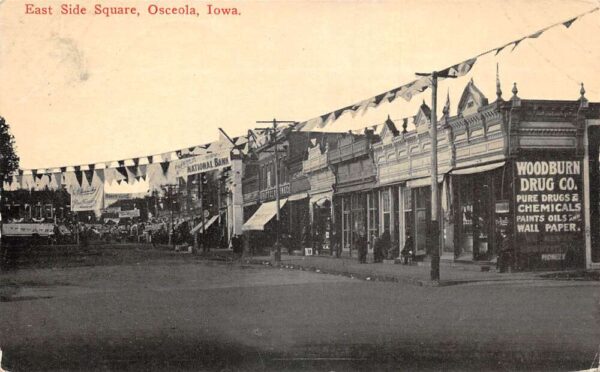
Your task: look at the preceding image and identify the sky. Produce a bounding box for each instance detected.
[1,0,600,171]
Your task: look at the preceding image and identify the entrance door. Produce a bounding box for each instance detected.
[588,126,600,263]
[414,187,430,256]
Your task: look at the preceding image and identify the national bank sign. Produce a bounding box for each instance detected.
[174,151,231,178]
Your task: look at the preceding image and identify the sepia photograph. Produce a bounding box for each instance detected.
[1,0,600,370]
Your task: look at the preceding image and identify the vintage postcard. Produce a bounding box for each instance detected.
[1,0,600,371]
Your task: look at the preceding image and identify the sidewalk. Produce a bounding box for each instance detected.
[243,254,576,286]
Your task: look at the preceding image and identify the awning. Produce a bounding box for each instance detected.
[288,192,308,202]
[406,175,445,189]
[451,161,505,175]
[242,198,288,231]
[309,191,333,208]
[190,215,219,235]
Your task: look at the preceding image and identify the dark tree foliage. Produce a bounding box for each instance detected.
[0,116,20,182]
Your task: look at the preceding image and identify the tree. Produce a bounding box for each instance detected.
[0,116,20,182]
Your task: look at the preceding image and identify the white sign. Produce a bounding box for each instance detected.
[173,151,231,178]
[118,209,141,218]
[70,185,104,212]
[2,223,55,237]
[541,253,565,261]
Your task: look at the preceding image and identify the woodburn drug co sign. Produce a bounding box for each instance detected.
[514,159,583,256]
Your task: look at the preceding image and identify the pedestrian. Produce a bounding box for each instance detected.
[401,231,414,265]
[231,234,243,259]
[356,229,368,264]
[331,230,341,258]
[498,229,514,273]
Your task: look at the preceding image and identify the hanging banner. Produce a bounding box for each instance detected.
[70,184,105,212]
[173,150,231,178]
[2,223,55,237]
[118,209,141,218]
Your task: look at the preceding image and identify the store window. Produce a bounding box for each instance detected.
[381,189,391,233]
[415,186,430,255]
[367,191,379,247]
[404,189,413,238]
[342,196,351,250]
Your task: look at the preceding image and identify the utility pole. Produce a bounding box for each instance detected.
[416,70,456,282]
[200,172,207,253]
[192,175,198,251]
[429,72,440,282]
[255,119,295,264]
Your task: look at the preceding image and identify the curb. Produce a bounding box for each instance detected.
[244,258,443,287]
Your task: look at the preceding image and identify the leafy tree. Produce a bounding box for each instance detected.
[0,116,19,182]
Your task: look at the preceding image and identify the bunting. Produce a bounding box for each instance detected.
[297,6,598,131]
[84,169,94,185]
[160,161,170,176]
[74,170,83,187]
[95,169,105,184]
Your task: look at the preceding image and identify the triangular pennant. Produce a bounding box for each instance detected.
[74,165,81,172]
[318,113,335,128]
[104,168,115,185]
[563,17,577,28]
[95,169,105,184]
[32,169,38,178]
[175,150,182,159]
[320,112,330,123]
[147,156,154,164]
[60,167,67,173]
[495,45,506,56]
[138,164,148,179]
[447,58,477,77]
[511,38,524,52]
[84,169,94,185]
[88,164,96,171]
[116,167,128,181]
[126,166,139,180]
[132,158,140,166]
[75,171,83,187]
[528,29,544,39]
[53,172,62,189]
[160,161,170,176]
[118,160,125,167]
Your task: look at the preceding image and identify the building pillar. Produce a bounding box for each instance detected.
[398,186,405,259]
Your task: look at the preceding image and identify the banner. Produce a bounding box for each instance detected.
[2,223,55,237]
[70,185,105,212]
[118,209,141,218]
[173,151,231,178]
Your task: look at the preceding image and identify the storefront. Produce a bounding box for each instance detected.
[329,132,378,257]
[303,142,336,254]
[373,106,452,259]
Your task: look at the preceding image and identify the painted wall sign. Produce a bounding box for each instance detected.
[514,159,583,252]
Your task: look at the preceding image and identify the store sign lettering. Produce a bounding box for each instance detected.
[515,160,582,235]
